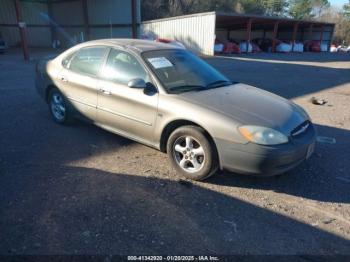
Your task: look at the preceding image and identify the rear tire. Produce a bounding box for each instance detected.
[48,88,73,125]
[167,125,218,181]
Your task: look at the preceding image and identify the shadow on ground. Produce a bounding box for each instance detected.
[1,165,350,255]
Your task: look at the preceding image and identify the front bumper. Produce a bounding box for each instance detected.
[215,124,316,176]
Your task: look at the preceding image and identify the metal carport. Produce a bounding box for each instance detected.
[141,11,335,56]
[215,12,334,53]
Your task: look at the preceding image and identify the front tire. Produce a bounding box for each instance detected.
[48,88,73,125]
[167,125,218,181]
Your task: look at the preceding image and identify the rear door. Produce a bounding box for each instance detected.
[96,48,158,143]
[58,46,108,121]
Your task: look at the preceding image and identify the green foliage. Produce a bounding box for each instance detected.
[262,0,289,16]
[288,0,330,19]
[141,0,290,20]
[288,0,314,19]
[141,0,349,44]
[234,0,289,16]
[343,1,350,19]
[312,0,330,17]
[238,0,265,15]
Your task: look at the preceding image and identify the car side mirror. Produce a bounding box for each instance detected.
[128,78,147,89]
[143,82,158,95]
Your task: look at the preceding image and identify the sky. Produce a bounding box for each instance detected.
[329,0,348,8]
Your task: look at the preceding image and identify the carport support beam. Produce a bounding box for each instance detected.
[272,21,279,53]
[14,0,29,61]
[328,26,335,51]
[131,0,137,38]
[319,25,324,42]
[246,18,253,53]
[47,0,56,45]
[291,22,299,52]
[308,24,313,39]
[82,0,90,41]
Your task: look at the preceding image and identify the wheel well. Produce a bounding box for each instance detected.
[45,85,56,103]
[159,120,217,154]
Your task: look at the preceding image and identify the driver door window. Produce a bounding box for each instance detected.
[101,49,149,84]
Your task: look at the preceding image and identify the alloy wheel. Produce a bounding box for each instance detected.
[173,136,205,173]
[50,93,66,121]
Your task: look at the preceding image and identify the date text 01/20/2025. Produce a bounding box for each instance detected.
[127,256,219,261]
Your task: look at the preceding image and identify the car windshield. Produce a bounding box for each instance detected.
[142,49,231,93]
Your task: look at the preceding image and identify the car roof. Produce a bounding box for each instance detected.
[79,38,182,53]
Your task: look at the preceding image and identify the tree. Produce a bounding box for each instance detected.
[262,0,289,16]
[141,0,328,21]
[312,0,330,18]
[239,0,266,15]
[288,0,330,19]
[318,5,350,45]
[141,0,240,20]
[289,0,314,19]
[343,0,350,19]
[167,0,197,16]
[141,0,169,21]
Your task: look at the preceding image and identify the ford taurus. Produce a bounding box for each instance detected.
[35,39,316,180]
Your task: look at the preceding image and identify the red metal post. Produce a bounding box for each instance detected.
[82,0,90,41]
[14,0,29,61]
[272,21,279,53]
[131,0,137,38]
[47,0,56,45]
[308,24,313,40]
[291,22,299,52]
[246,18,252,53]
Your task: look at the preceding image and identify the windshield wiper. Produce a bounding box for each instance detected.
[168,85,206,93]
[206,80,232,89]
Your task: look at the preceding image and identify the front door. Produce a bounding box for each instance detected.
[96,48,158,143]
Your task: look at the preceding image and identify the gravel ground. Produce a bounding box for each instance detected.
[0,49,349,255]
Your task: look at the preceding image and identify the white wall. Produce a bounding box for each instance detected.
[141,13,216,55]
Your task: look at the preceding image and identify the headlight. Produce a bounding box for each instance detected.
[238,125,288,145]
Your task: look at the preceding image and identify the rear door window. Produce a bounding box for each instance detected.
[62,52,76,68]
[69,47,107,76]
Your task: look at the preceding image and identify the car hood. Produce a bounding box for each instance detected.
[178,83,308,135]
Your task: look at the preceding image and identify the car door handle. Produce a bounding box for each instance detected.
[99,88,111,95]
[60,76,68,82]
